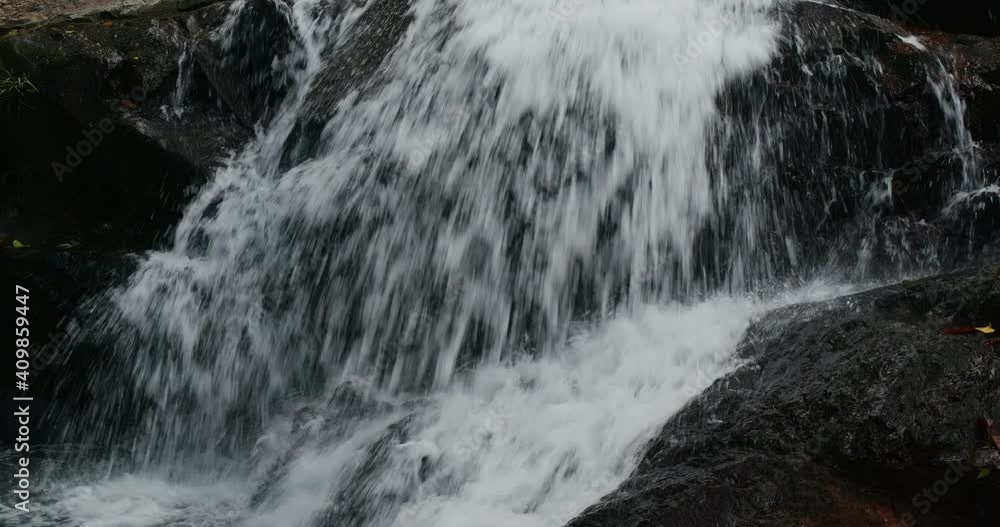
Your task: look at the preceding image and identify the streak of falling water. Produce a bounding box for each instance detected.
[929,58,978,193]
[928,57,995,237]
[169,46,192,119]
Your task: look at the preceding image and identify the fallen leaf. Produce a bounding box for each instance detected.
[12,240,29,249]
[944,324,996,335]
[977,468,992,480]
[100,21,113,27]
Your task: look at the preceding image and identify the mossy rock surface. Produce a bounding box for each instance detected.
[0,0,223,31]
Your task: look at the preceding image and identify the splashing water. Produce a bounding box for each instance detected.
[94,0,780,463]
[13,284,855,527]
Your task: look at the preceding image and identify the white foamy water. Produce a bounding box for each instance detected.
[7,283,855,527]
[10,477,243,527]
[373,284,855,527]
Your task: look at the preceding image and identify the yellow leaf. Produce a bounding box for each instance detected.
[977,468,992,480]
[12,240,29,248]
[975,324,995,334]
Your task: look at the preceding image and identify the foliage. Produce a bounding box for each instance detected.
[0,66,39,111]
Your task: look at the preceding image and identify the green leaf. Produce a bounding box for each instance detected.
[11,239,29,249]
[977,468,992,480]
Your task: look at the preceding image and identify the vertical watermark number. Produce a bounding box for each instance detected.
[12,285,32,513]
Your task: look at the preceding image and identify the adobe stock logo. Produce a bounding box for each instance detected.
[50,119,116,182]
[887,0,931,27]
[50,80,152,182]
[547,0,585,27]
[673,13,737,66]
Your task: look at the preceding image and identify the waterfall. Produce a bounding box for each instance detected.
[5,0,984,526]
[93,0,780,463]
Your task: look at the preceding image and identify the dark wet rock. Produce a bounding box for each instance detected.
[0,0,422,453]
[0,3,244,248]
[948,34,1000,143]
[0,0,223,31]
[283,0,414,165]
[704,1,1000,286]
[0,247,138,448]
[0,0,310,450]
[0,0,385,250]
[569,266,1000,527]
[302,0,412,118]
[0,3,243,165]
[0,0,310,249]
[840,0,1000,37]
[192,0,305,127]
[662,9,1000,521]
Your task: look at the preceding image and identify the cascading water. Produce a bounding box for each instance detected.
[98,0,781,462]
[5,0,986,526]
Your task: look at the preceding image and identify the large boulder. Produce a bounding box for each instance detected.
[569,266,1000,527]
[702,0,1000,286]
[0,246,138,447]
[192,0,305,128]
[0,0,305,446]
[0,0,303,248]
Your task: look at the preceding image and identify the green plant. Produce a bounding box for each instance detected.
[0,67,39,111]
